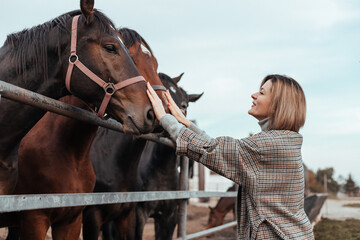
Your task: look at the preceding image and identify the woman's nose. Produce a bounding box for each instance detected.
[251,92,257,99]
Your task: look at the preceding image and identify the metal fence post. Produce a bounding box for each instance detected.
[177,155,189,239]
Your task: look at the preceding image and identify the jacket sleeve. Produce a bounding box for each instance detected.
[175,127,261,185]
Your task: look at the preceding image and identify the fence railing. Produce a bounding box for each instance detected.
[0,80,237,239]
[0,191,237,213]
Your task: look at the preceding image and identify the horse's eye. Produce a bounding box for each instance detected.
[104,44,117,53]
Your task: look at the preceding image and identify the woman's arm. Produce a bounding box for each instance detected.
[175,128,260,185]
[147,83,260,184]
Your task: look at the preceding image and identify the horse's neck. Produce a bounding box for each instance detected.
[214,197,236,213]
[52,96,98,158]
[0,44,65,160]
[115,135,147,170]
[150,143,177,170]
[91,129,147,174]
[139,142,178,184]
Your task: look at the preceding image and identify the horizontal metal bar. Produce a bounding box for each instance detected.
[0,80,174,148]
[0,191,237,213]
[176,221,237,240]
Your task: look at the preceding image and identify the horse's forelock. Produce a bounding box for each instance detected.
[118,28,154,55]
[92,10,117,35]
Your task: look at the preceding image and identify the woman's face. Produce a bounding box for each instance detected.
[248,80,273,121]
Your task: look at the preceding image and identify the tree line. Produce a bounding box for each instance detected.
[307,167,359,197]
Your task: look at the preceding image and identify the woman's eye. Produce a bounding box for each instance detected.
[104,44,117,53]
[260,91,264,95]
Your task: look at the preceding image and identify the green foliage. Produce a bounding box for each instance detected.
[316,168,340,193]
[344,174,359,197]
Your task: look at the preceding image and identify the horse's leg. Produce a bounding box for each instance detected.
[101,221,119,240]
[135,204,148,240]
[113,206,136,240]
[51,215,82,240]
[6,226,19,240]
[19,212,50,240]
[82,207,103,240]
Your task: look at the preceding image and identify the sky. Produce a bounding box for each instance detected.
[1,0,359,184]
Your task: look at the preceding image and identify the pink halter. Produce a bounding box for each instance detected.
[65,15,145,118]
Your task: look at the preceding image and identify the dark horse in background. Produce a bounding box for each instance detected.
[1,27,169,240]
[0,0,156,195]
[83,71,202,240]
[135,72,203,240]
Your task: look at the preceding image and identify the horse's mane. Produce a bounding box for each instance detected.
[4,9,117,81]
[118,28,154,56]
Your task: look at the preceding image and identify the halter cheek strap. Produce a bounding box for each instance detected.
[65,15,145,118]
[151,85,167,92]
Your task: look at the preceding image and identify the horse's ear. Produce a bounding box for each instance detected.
[80,0,95,24]
[188,92,204,103]
[208,206,214,210]
[173,72,184,84]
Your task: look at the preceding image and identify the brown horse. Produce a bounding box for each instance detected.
[206,184,237,229]
[1,27,168,239]
[81,28,173,240]
[0,0,155,195]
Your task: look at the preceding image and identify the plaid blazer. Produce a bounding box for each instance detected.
[176,128,314,240]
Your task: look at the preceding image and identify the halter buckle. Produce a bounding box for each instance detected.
[69,54,79,64]
[104,82,115,95]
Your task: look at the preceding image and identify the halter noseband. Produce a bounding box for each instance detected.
[65,15,146,118]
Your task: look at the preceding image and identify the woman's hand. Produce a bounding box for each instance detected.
[146,82,166,121]
[165,91,192,128]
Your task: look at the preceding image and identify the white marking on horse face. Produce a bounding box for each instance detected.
[170,86,176,93]
[140,44,152,56]
[117,35,125,46]
[109,24,126,46]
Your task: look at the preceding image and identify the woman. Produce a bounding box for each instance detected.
[146,74,314,239]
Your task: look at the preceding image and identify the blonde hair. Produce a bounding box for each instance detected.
[261,75,306,132]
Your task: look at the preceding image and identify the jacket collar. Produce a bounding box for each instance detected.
[258,117,270,131]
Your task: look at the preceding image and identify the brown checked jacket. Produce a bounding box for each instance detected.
[160,114,314,240]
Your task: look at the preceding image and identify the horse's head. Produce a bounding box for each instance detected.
[61,0,155,134]
[206,206,224,229]
[159,72,203,116]
[118,28,169,114]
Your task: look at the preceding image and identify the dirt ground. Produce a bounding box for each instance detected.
[143,204,236,240]
[0,202,236,240]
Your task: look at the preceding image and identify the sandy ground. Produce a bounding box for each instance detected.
[1,197,360,239]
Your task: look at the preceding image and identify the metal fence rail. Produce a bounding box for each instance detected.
[0,80,174,148]
[181,221,237,240]
[0,80,237,239]
[0,191,237,213]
